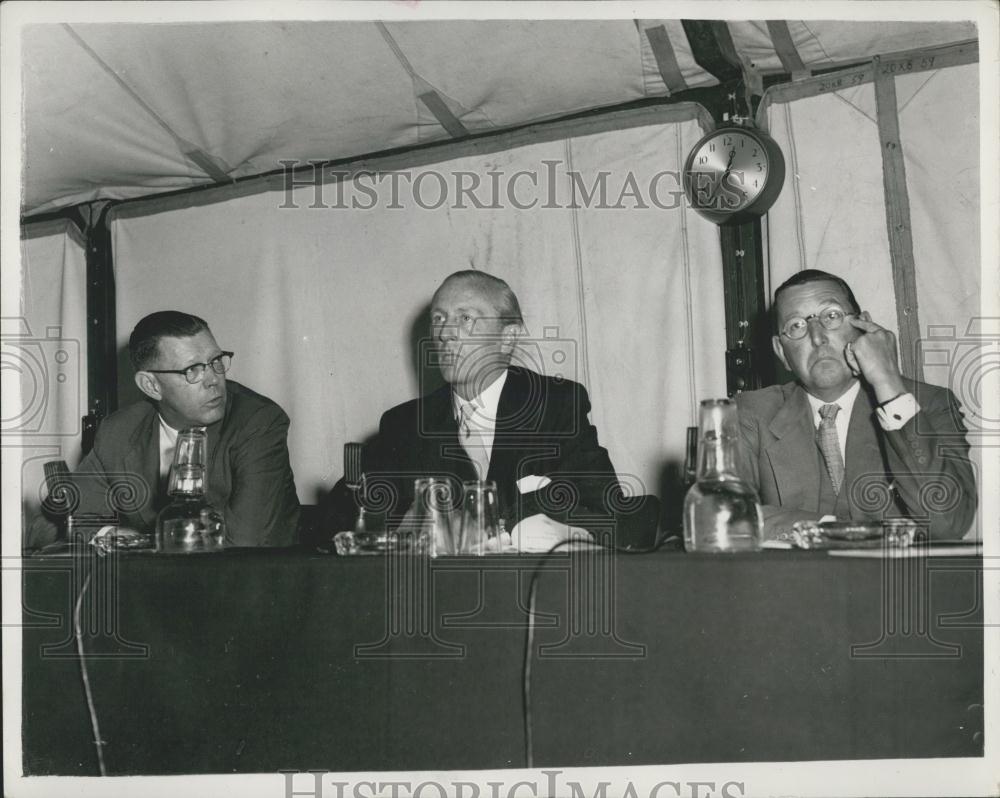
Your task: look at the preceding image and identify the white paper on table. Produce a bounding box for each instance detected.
[828,544,982,558]
[509,513,593,553]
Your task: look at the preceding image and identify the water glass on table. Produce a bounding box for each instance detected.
[459,480,500,555]
[412,478,457,556]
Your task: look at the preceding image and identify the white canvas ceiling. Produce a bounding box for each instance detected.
[21,19,978,215]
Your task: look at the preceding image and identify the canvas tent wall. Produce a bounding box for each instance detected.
[760,45,986,537]
[12,18,989,537]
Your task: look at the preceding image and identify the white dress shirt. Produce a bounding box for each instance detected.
[452,369,509,469]
[806,381,861,462]
[875,392,920,430]
[158,414,180,481]
[806,382,920,525]
[806,380,921,462]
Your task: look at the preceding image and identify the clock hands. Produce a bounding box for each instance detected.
[685,126,785,224]
[721,147,736,179]
[706,148,737,208]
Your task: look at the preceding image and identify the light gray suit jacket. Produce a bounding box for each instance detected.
[736,378,976,540]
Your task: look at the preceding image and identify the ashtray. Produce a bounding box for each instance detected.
[90,527,156,553]
[790,519,917,550]
[332,530,417,555]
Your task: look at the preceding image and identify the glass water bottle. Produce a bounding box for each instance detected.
[156,427,226,553]
[683,399,762,552]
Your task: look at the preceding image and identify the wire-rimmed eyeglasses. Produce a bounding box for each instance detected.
[780,309,856,340]
[147,352,234,384]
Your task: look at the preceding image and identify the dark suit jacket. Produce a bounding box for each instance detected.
[736,378,977,540]
[29,381,299,548]
[334,367,620,533]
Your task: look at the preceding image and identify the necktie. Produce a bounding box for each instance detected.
[458,404,491,481]
[817,403,845,495]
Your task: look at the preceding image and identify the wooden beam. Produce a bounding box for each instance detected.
[78,203,117,453]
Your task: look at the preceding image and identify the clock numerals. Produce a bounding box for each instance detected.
[685,127,785,223]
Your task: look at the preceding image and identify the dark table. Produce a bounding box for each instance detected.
[21,546,984,775]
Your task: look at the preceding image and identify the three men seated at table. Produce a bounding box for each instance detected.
[27,311,299,548]
[736,269,977,540]
[27,268,977,549]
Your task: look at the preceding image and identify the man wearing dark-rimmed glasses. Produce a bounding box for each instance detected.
[736,269,976,541]
[26,311,299,548]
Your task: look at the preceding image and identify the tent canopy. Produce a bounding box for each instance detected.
[22,19,978,215]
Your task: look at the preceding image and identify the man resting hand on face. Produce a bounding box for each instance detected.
[736,269,976,541]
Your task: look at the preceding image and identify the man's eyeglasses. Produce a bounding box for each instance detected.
[780,309,857,340]
[147,352,234,384]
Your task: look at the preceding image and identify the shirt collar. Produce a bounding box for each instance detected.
[805,379,861,423]
[158,414,180,479]
[453,369,509,428]
[158,413,180,442]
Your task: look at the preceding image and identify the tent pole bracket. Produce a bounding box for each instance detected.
[692,79,772,394]
[66,202,117,454]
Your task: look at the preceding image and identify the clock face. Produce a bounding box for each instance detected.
[687,130,770,211]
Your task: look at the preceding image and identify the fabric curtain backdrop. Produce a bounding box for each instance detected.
[761,58,983,538]
[110,106,727,510]
[13,219,89,530]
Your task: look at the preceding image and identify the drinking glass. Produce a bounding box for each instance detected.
[172,427,207,470]
[412,478,457,557]
[459,480,499,556]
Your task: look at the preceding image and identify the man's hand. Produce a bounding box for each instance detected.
[844,316,907,402]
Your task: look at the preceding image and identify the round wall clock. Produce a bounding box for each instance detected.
[683,126,786,225]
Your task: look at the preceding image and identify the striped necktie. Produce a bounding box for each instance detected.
[458,404,491,481]
[817,403,845,495]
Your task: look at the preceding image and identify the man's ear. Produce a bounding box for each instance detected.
[134,371,162,401]
[500,322,522,355]
[859,310,871,322]
[772,334,791,372]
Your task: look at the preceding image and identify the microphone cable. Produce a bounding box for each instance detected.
[74,571,107,776]
[521,523,671,768]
